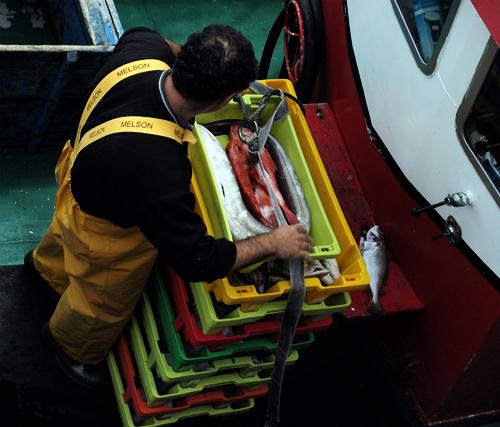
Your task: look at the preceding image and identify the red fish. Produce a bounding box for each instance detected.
[226,125,299,228]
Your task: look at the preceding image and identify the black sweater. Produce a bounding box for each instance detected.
[70,27,236,282]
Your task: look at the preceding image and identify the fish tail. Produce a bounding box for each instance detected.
[368,300,384,315]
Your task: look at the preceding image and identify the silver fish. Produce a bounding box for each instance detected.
[319,258,341,285]
[304,259,330,278]
[359,225,388,314]
[267,134,311,232]
[197,124,271,240]
[304,258,341,285]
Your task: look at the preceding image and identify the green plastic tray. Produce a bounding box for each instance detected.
[137,308,280,385]
[191,281,351,335]
[148,272,310,371]
[130,313,281,405]
[191,94,340,263]
[140,289,299,388]
[107,351,255,426]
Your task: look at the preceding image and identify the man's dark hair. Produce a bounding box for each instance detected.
[172,25,258,103]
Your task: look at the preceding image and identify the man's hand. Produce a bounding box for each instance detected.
[231,224,313,272]
[269,224,313,260]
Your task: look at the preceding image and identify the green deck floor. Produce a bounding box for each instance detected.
[0,0,59,266]
[0,148,59,265]
[114,0,284,77]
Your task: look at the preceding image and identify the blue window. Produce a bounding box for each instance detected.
[392,0,460,73]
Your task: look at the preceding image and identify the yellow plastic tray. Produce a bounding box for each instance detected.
[191,93,340,258]
[189,79,369,309]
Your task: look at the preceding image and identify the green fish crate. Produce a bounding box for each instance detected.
[112,333,268,420]
[148,270,310,371]
[190,280,351,335]
[140,289,300,386]
[107,351,255,427]
[130,310,295,405]
[137,306,277,387]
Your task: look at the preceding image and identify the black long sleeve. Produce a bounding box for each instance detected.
[70,27,236,282]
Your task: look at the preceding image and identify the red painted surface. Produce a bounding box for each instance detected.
[319,0,500,423]
[433,317,500,422]
[472,0,500,47]
[304,103,423,318]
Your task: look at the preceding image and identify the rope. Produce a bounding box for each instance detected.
[233,89,282,127]
[233,88,282,156]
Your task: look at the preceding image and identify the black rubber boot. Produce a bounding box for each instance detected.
[40,322,107,390]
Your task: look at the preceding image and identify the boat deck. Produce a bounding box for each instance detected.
[0,1,499,426]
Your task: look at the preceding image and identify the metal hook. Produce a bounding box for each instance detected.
[238,121,259,143]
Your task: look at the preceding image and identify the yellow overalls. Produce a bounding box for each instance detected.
[33,59,196,364]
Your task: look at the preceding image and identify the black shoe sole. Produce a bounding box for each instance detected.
[40,323,101,391]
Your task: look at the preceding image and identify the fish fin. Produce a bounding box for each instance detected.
[320,259,341,282]
[320,273,334,286]
[361,225,371,238]
[359,236,365,253]
[304,259,323,275]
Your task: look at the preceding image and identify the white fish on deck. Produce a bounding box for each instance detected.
[359,225,388,314]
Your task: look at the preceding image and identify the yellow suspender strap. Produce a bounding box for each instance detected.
[73,116,196,160]
[74,59,170,149]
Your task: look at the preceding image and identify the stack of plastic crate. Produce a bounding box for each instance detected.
[106,80,370,426]
[106,265,278,426]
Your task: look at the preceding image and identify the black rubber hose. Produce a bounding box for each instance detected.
[258,8,286,79]
[294,0,323,102]
[262,0,323,102]
[309,0,324,52]
[279,36,297,79]
[278,0,324,101]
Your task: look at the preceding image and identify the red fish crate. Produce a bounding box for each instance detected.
[116,335,269,418]
[163,264,333,350]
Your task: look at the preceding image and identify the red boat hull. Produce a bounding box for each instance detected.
[315,1,500,424]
